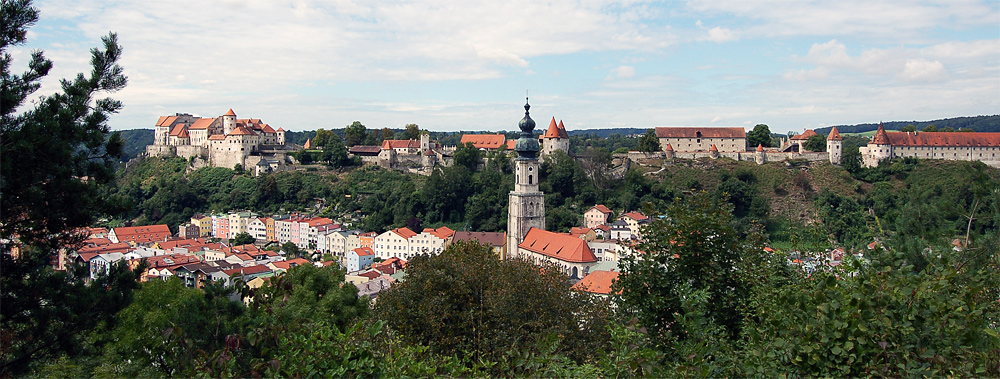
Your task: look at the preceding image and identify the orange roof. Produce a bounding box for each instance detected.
[664,143,673,151]
[871,123,889,144]
[391,227,417,239]
[272,257,311,270]
[228,125,257,136]
[224,264,271,276]
[234,253,254,261]
[589,205,612,214]
[621,211,647,221]
[655,127,745,139]
[460,134,506,149]
[208,134,226,141]
[505,140,516,150]
[756,144,764,152]
[155,116,170,127]
[353,247,374,257]
[77,242,131,255]
[260,124,276,133]
[306,217,334,227]
[422,226,455,240]
[572,270,620,295]
[518,228,597,263]
[381,139,420,150]
[142,254,201,268]
[112,225,172,244]
[881,131,1000,147]
[82,237,112,246]
[188,117,215,130]
[827,126,842,141]
[277,127,285,132]
[224,108,236,116]
[176,128,189,138]
[569,227,592,236]
[303,138,312,149]
[159,116,179,127]
[542,117,569,139]
[710,144,718,152]
[791,129,818,140]
[168,124,186,137]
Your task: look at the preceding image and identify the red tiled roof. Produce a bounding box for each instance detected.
[572,270,620,295]
[505,140,516,150]
[460,134,506,149]
[277,127,285,132]
[558,120,568,138]
[519,228,597,263]
[169,124,187,137]
[391,227,417,239]
[594,224,611,232]
[882,131,1000,147]
[224,108,236,116]
[304,138,312,149]
[664,143,673,151]
[142,254,200,268]
[83,237,112,246]
[307,217,334,227]
[827,126,842,141]
[381,139,420,150]
[621,211,647,221]
[350,145,382,154]
[569,227,592,237]
[77,242,131,255]
[155,116,170,127]
[756,144,764,152]
[272,257,311,270]
[188,117,215,130]
[422,226,455,240]
[176,128,189,138]
[223,264,271,276]
[655,127,745,139]
[208,134,226,141]
[228,125,257,136]
[112,225,171,244]
[589,205,613,214]
[353,247,374,257]
[542,117,569,139]
[791,129,818,140]
[872,123,890,144]
[260,124,276,133]
[710,144,718,152]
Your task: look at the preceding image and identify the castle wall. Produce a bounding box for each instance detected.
[175,145,205,160]
[146,145,176,157]
[862,145,1000,168]
[659,137,745,153]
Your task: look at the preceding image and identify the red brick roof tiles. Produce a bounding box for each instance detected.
[756,144,764,152]
[621,211,647,221]
[391,227,417,239]
[224,108,236,116]
[791,129,818,140]
[188,117,215,130]
[422,226,455,240]
[381,139,421,150]
[460,134,506,149]
[519,228,597,263]
[883,131,1000,147]
[655,127,745,139]
[871,123,890,144]
[353,247,374,257]
[112,225,171,244]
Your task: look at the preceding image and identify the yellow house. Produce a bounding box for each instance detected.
[265,217,276,242]
[191,214,213,237]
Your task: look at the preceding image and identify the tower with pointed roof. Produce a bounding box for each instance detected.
[507,99,546,258]
[540,117,570,160]
[223,108,237,135]
[865,122,892,166]
[826,126,842,165]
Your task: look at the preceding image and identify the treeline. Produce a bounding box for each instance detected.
[817,114,1000,134]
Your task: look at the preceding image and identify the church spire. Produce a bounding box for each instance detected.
[514,97,540,159]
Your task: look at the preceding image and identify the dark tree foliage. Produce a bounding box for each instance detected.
[615,192,764,345]
[452,142,482,171]
[343,120,366,147]
[638,129,660,153]
[376,240,611,371]
[230,232,255,246]
[804,134,827,152]
[746,123,773,149]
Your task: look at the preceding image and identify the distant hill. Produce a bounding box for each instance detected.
[815,115,1000,135]
[567,128,648,138]
[117,129,153,161]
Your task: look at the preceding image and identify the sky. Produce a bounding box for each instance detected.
[10,0,1000,134]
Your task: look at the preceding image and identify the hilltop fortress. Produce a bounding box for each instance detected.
[145,109,293,171]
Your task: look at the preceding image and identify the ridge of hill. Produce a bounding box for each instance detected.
[815,115,1000,135]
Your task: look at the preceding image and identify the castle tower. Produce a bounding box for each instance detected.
[869,122,892,166]
[223,108,237,135]
[507,98,546,259]
[664,143,675,159]
[276,127,286,145]
[540,117,570,159]
[710,144,720,159]
[420,133,430,152]
[755,144,766,165]
[827,126,843,165]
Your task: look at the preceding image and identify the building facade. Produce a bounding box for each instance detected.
[859,123,1000,168]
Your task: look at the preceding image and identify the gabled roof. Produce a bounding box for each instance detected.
[422,226,455,240]
[111,225,172,244]
[223,264,271,276]
[460,134,506,149]
[349,145,382,154]
[169,124,188,137]
[352,247,374,257]
[518,228,597,263]
[155,116,170,127]
[228,125,257,136]
[381,139,420,150]
[176,128,189,138]
[569,227,592,237]
[882,131,1000,147]
[620,211,648,221]
[260,124,276,134]
[452,231,506,247]
[587,205,613,215]
[389,227,417,239]
[277,127,285,132]
[827,126,842,141]
[188,117,216,130]
[208,134,226,141]
[572,270,620,295]
[505,140,516,150]
[790,129,818,140]
[655,127,745,139]
[272,257,311,270]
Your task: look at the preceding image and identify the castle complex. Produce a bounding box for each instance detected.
[146,109,292,171]
[859,123,1000,168]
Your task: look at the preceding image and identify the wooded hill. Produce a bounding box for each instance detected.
[815,114,1000,135]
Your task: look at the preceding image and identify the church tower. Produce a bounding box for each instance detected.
[507,99,546,259]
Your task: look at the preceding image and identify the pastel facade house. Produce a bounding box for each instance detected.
[572,270,620,297]
[325,230,361,257]
[373,227,417,260]
[609,220,632,241]
[583,205,613,229]
[345,247,375,272]
[587,240,622,262]
[517,227,599,279]
[247,217,268,241]
[569,227,596,242]
[655,127,746,153]
[540,117,570,159]
[618,212,649,239]
[408,227,456,257]
[451,231,507,258]
[108,224,172,245]
[858,123,1000,168]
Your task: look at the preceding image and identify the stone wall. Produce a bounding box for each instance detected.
[146,145,176,157]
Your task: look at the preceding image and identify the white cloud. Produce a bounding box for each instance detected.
[899,59,947,82]
[615,65,636,78]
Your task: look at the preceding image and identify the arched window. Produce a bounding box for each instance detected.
[528,175,533,184]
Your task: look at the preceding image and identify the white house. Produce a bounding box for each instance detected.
[406,227,455,258]
[373,227,417,259]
